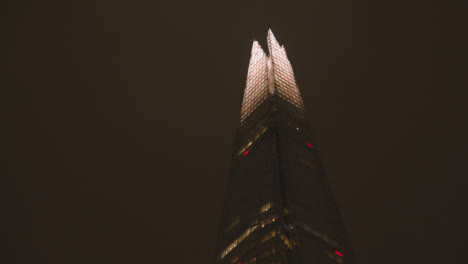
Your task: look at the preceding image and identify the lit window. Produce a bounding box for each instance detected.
[279,234,295,249]
[220,215,277,260]
[260,230,276,243]
[261,215,276,227]
[237,126,267,156]
[259,202,272,213]
[220,224,258,259]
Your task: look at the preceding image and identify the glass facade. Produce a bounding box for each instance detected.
[215,30,356,264]
[241,41,270,123]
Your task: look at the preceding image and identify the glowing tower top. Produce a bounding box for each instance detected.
[241,30,304,123]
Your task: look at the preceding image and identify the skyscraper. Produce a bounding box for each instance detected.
[215,30,355,264]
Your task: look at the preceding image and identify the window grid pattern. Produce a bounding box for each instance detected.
[267,30,305,111]
[241,41,270,123]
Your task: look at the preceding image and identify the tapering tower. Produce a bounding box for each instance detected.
[215,30,355,264]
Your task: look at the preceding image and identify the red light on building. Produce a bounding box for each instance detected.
[306,143,313,148]
[243,150,249,156]
[334,250,342,257]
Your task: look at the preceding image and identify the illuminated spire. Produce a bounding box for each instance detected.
[266,28,280,55]
[240,30,305,123]
[240,40,269,122]
[267,29,305,111]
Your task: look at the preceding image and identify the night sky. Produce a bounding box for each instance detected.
[6,1,467,264]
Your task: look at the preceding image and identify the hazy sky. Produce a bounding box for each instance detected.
[6,1,466,264]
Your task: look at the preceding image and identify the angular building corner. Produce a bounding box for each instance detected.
[215,30,356,264]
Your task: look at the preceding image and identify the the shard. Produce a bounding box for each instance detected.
[215,30,356,264]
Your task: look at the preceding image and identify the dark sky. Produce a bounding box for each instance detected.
[6,0,467,264]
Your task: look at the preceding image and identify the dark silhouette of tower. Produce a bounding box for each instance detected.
[215,30,356,264]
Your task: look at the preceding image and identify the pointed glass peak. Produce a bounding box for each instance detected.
[251,40,265,55]
[267,28,275,38]
[240,30,305,123]
[267,29,281,54]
